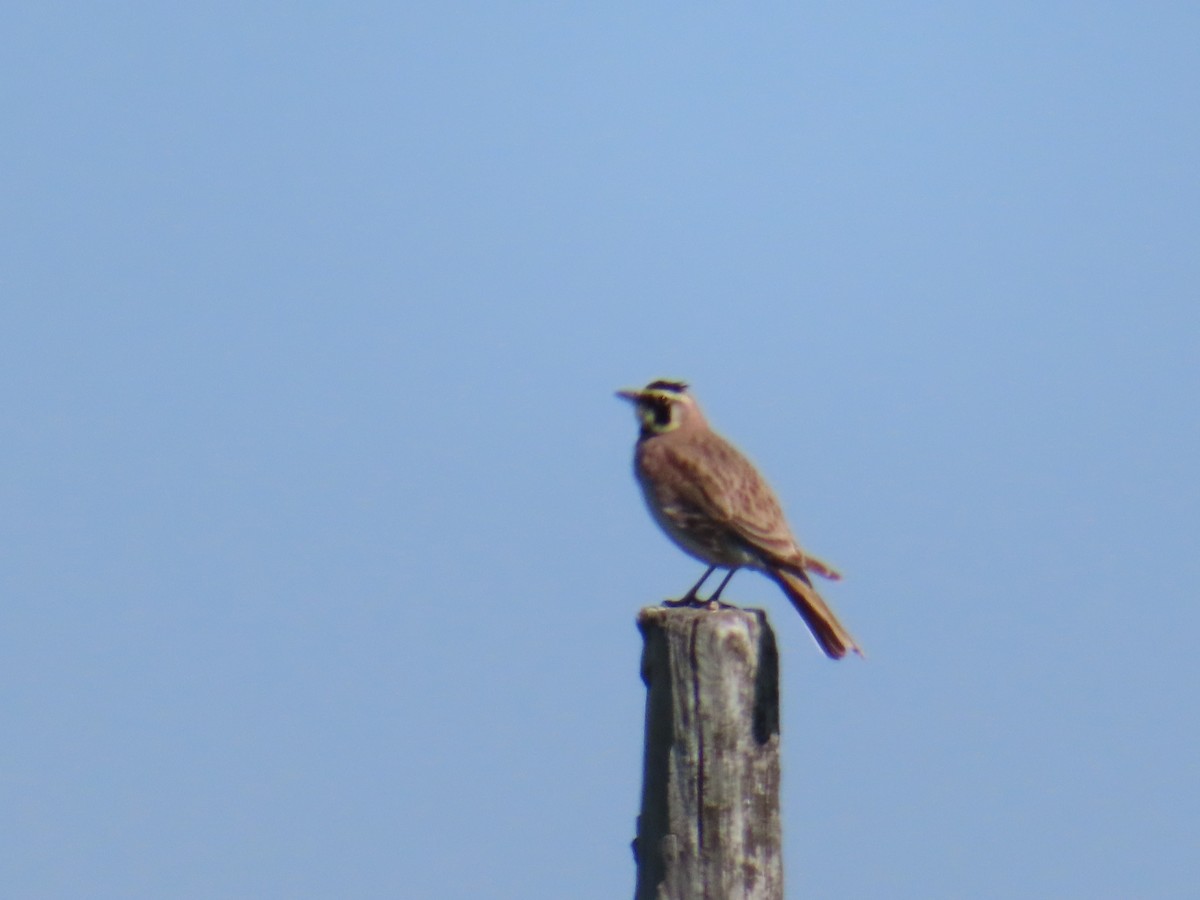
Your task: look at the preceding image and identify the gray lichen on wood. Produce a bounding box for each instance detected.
[633,605,783,900]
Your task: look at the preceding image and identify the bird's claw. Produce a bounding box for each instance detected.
[663,596,739,611]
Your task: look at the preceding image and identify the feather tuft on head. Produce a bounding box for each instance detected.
[645,379,688,394]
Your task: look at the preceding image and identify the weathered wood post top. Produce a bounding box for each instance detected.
[633,605,783,900]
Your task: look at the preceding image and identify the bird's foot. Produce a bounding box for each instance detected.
[663,595,739,611]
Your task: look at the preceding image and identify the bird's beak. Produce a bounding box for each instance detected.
[615,388,642,403]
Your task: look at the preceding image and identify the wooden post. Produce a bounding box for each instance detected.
[633,605,783,900]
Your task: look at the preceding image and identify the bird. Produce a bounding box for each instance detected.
[617,379,862,659]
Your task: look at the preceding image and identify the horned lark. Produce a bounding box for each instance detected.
[617,379,861,659]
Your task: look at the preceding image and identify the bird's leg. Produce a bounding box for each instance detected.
[705,568,739,609]
[664,566,716,607]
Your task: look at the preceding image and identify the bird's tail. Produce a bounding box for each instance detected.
[802,553,842,581]
[771,567,862,660]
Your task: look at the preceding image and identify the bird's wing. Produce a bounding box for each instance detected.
[663,435,802,564]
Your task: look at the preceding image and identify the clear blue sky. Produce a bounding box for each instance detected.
[3,5,1197,898]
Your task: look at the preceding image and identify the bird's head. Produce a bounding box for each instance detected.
[616,379,706,437]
